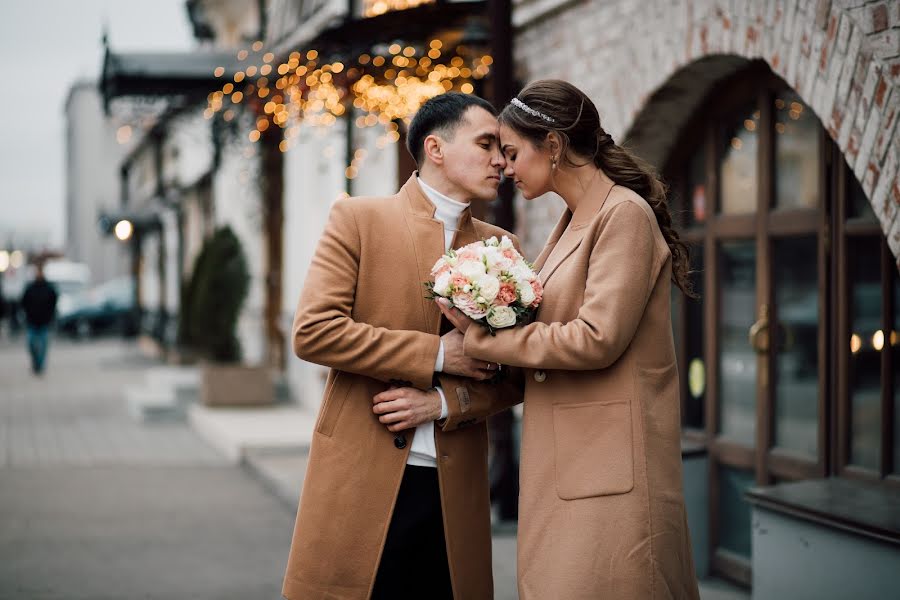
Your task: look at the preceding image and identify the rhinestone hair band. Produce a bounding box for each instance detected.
[510,97,556,123]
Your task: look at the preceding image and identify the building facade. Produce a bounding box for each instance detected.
[508,0,900,590]
[64,81,131,285]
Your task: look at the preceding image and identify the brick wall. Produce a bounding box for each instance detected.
[512,0,900,267]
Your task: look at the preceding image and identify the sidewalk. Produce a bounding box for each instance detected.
[0,337,293,600]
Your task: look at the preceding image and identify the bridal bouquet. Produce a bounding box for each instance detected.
[426,235,543,335]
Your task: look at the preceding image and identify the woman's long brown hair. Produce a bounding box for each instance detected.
[499,79,696,298]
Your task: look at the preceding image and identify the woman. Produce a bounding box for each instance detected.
[438,80,700,599]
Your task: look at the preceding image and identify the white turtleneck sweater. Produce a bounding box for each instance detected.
[406,175,471,468]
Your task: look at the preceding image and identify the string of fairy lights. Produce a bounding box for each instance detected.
[204,38,493,179]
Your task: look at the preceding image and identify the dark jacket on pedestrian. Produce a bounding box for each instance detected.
[22,279,58,327]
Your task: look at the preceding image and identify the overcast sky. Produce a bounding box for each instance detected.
[0,1,194,249]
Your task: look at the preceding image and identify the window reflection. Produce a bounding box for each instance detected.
[893,266,900,475]
[773,237,818,457]
[719,467,755,558]
[688,147,707,225]
[848,237,882,471]
[774,92,820,210]
[718,241,757,445]
[685,247,705,429]
[719,103,759,215]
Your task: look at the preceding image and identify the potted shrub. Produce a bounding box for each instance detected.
[181,226,273,406]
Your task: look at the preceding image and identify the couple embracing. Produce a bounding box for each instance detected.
[282,80,700,600]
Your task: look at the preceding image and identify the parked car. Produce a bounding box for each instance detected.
[57,277,136,338]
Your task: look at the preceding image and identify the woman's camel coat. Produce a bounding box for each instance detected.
[463,177,700,599]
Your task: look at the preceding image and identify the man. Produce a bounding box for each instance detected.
[282,93,522,600]
[21,263,58,375]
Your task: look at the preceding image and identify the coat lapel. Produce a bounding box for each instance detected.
[401,174,480,335]
[537,177,616,287]
[532,208,571,273]
[401,176,445,335]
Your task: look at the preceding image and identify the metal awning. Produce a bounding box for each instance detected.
[100,45,261,111]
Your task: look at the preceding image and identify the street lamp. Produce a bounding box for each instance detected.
[115,220,134,241]
[0,250,8,272]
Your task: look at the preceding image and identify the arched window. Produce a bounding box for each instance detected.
[665,62,899,585]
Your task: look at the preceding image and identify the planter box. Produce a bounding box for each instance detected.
[201,364,274,407]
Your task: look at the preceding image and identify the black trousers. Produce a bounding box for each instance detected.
[371,465,453,600]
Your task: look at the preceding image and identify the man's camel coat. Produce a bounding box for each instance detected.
[463,178,700,599]
[282,175,520,600]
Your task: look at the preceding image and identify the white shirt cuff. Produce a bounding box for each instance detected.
[434,339,445,373]
[434,386,449,420]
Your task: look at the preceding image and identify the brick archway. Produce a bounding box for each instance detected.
[514,0,899,263]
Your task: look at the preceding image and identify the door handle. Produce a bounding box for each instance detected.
[749,303,770,355]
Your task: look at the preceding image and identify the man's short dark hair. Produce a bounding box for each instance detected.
[405,92,497,166]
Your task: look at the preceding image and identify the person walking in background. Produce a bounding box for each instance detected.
[21,263,58,375]
[439,79,700,599]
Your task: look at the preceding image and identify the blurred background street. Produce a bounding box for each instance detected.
[0,337,292,599]
[2,0,898,598]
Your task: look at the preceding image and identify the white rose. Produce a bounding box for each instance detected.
[458,258,486,279]
[433,272,452,296]
[511,263,536,282]
[430,257,447,276]
[499,235,514,250]
[475,274,500,302]
[487,306,517,329]
[518,281,536,306]
[485,236,499,247]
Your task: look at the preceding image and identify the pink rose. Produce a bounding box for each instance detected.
[529,280,543,308]
[457,249,480,262]
[451,275,469,290]
[451,292,488,319]
[502,249,518,260]
[496,283,517,306]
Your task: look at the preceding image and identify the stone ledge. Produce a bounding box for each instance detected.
[188,404,315,463]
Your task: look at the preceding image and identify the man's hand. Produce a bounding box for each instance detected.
[373,387,442,432]
[436,298,476,333]
[440,329,498,381]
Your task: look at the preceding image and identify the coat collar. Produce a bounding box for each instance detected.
[535,176,616,286]
[399,173,479,333]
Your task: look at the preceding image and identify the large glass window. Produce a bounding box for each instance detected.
[718,241,757,445]
[773,236,819,458]
[774,91,820,210]
[684,247,705,429]
[666,65,899,587]
[718,467,755,558]
[719,103,759,215]
[847,237,882,470]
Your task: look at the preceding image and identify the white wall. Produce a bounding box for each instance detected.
[282,119,352,409]
[213,121,267,365]
[64,82,130,284]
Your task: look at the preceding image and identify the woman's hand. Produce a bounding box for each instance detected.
[436,298,476,333]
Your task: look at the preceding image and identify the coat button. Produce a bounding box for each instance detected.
[394,434,407,449]
[533,370,547,382]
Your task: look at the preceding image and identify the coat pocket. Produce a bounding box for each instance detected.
[552,400,634,500]
[315,373,353,437]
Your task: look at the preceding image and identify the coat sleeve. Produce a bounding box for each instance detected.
[435,367,524,431]
[292,199,440,390]
[463,201,664,371]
